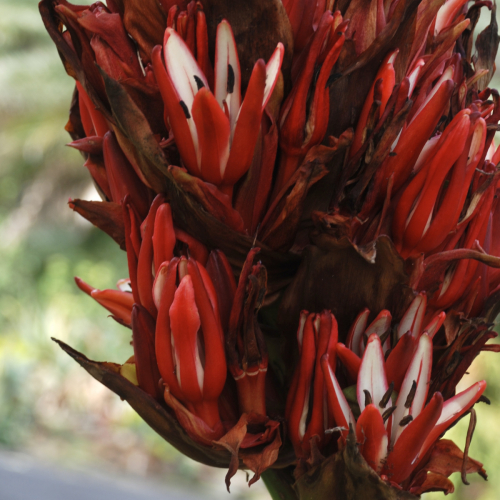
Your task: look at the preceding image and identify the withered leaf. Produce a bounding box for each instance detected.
[52,338,232,467]
[69,199,125,250]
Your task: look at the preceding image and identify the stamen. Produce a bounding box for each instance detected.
[382,405,397,422]
[194,75,205,91]
[227,64,235,94]
[364,389,372,406]
[404,380,417,408]
[379,381,395,408]
[179,100,191,119]
[399,414,413,426]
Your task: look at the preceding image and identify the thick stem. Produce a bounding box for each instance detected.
[261,468,298,500]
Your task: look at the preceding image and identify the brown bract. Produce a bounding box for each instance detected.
[69,199,125,250]
[112,0,167,64]
[279,234,414,339]
[294,431,418,500]
[52,338,296,472]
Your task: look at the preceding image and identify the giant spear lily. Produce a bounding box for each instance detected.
[40,0,500,498]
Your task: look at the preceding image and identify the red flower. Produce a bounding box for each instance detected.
[155,256,227,431]
[153,22,284,195]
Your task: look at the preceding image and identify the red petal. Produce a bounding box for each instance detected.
[321,353,355,432]
[155,258,182,398]
[346,308,370,356]
[351,50,397,157]
[137,195,165,317]
[384,392,443,484]
[214,20,241,133]
[391,333,433,445]
[152,203,176,273]
[305,312,339,444]
[169,275,203,403]
[224,60,266,186]
[418,381,487,460]
[336,343,361,381]
[152,45,200,176]
[397,293,427,339]
[424,311,446,339]
[263,42,284,109]
[356,404,388,472]
[191,88,230,185]
[90,288,134,325]
[186,259,226,401]
[357,334,389,415]
[385,332,417,392]
[286,312,317,456]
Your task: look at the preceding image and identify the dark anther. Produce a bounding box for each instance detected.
[404,380,417,409]
[380,382,394,408]
[364,389,372,406]
[179,101,191,119]
[227,64,235,94]
[194,75,205,91]
[382,406,397,423]
[479,395,491,405]
[399,414,413,426]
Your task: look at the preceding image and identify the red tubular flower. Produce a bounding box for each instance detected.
[152,22,284,196]
[392,109,472,258]
[43,0,500,494]
[427,181,496,310]
[282,0,327,53]
[286,310,338,458]
[323,331,486,485]
[355,404,387,473]
[74,276,134,325]
[155,256,226,431]
[277,11,347,192]
[358,69,455,222]
[383,392,444,484]
[350,50,398,159]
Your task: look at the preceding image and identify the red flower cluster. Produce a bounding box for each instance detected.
[40,0,500,497]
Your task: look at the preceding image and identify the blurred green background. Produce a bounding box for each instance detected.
[0,1,498,499]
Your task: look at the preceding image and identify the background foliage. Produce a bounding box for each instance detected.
[0,1,498,498]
